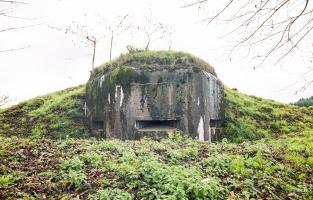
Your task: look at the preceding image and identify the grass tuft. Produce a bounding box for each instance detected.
[90,50,217,79]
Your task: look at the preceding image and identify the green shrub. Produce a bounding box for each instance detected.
[294,96,313,107]
[225,117,257,142]
[166,145,199,162]
[202,154,231,176]
[63,170,86,188]
[60,156,84,171]
[307,157,313,166]
[88,188,133,200]
[229,156,252,177]
[82,151,103,167]
[114,158,225,199]
[285,154,306,165]
[30,124,47,139]
[0,175,15,187]
[246,150,267,169]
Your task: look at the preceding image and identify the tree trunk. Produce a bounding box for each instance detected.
[92,40,96,70]
[109,31,114,61]
[145,32,150,51]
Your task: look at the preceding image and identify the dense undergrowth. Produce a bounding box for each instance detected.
[0,84,313,199]
[0,132,312,199]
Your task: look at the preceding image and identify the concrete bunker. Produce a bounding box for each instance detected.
[85,51,224,141]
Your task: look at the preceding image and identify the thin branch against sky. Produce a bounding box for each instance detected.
[184,0,313,66]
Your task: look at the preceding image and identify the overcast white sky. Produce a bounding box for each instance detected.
[0,0,312,105]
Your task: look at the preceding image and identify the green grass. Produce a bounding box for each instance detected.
[90,50,217,79]
[0,132,312,199]
[0,175,15,187]
[0,81,313,199]
[1,85,312,143]
[0,85,88,139]
[224,87,313,142]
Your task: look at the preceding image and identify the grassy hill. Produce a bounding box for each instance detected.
[0,86,312,199]
[0,85,87,139]
[224,88,313,142]
[1,85,312,142]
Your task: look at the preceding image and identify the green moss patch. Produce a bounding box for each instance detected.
[90,50,217,79]
[86,66,148,102]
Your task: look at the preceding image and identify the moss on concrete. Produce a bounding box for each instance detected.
[91,50,216,79]
[103,66,147,94]
[86,66,148,105]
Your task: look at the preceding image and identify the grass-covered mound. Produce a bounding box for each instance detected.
[90,50,217,79]
[1,85,313,142]
[0,86,313,199]
[0,85,88,139]
[224,88,313,142]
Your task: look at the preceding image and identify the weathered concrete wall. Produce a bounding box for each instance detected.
[86,67,224,141]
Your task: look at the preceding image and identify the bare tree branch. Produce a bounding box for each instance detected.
[0,23,41,33]
[201,0,235,24]
[185,0,313,65]
[104,14,130,61]
[0,0,26,4]
[0,45,30,52]
[55,14,130,69]
[181,0,208,8]
[63,22,102,70]
[0,0,37,53]
[136,11,173,51]
[184,0,313,90]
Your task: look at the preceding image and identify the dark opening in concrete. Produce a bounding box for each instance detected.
[136,119,179,130]
[92,121,104,129]
[210,119,222,128]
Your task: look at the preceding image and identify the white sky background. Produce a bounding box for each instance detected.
[0,0,312,105]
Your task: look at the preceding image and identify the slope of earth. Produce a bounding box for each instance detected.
[0,132,312,199]
[0,86,312,199]
[1,85,312,142]
[224,88,313,142]
[0,85,88,139]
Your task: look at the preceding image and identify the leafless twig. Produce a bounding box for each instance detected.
[0,0,26,4]
[184,0,313,66]
[136,11,173,50]
[0,45,30,52]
